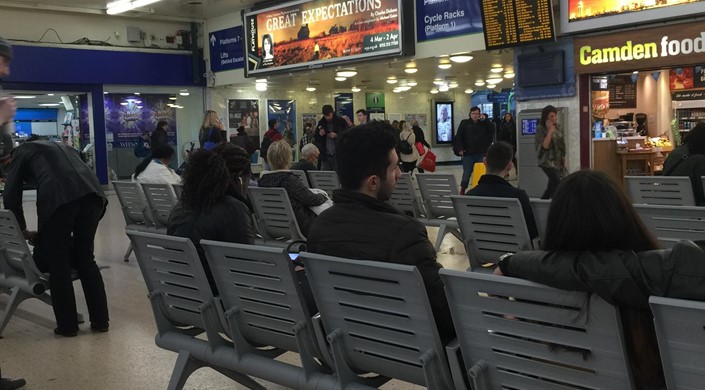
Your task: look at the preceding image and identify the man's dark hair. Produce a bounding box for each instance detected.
[268,119,277,128]
[156,120,168,129]
[356,108,367,116]
[336,121,396,190]
[134,145,175,178]
[470,106,481,114]
[684,122,705,155]
[485,141,514,173]
[322,105,334,116]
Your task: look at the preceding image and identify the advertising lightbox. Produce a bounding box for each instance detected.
[242,0,414,77]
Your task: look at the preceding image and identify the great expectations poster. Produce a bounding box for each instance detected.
[245,0,402,74]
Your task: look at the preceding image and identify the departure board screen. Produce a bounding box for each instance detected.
[480,0,555,50]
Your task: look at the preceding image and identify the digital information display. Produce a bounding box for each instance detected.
[243,0,409,77]
[521,118,538,135]
[480,0,555,50]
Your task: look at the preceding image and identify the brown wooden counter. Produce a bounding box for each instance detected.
[592,139,622,186]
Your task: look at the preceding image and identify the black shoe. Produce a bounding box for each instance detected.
[53,327,78,337]
[90,323,109,333]
[0,377,27,390]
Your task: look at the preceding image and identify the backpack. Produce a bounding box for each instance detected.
[260,134,273,159]
[398,132,413,155]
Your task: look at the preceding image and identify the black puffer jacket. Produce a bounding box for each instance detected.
[453,118,494,156]
[504,240,705,390]
[307,189,455,344]
[257,171,327,237]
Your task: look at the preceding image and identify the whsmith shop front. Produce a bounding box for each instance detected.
[573,20,705,188]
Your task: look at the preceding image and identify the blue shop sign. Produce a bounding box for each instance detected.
[416,0,483,42]
[209,27,244,72]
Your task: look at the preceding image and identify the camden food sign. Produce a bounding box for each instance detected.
[574,21,705,74]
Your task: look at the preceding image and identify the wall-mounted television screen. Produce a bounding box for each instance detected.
[521,118,538,136]
[242,0,413,77]
[560,0,705,35]
[517,50,564,87]
[434,101,454,146]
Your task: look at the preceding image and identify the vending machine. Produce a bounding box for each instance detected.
[517,107,567,197]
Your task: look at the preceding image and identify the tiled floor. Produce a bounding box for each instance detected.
[0,166,480,389]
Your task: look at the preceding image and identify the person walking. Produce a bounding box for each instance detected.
[453,107,495,194]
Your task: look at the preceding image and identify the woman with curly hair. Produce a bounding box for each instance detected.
[167,143,254,292]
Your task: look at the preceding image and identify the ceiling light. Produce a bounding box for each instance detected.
[475,81,485,86]
[335,76,347,82]
[449,82,459,88]
[132,0,160,7]
[407,81,417,86]
[504,72,515,79]
[396,86,411,92]
[490,66,504,73]
[487,84,497,89]
[433,79,445,86]
[633,71,639,74]
[405,67,418,74]
[106,0,160,15]
[393,88,402,93]
[486,77,503,84]
[449,54,474,63]
[255,78,267,83]
[438,59,452,70]
[439,85,449,92]
[387,78,398,84]
[39,103,61,107]
[465,88,474,94]
[255,83,267,91]
[336,69,357,78]
[169,96,177,100]
[351,86,361,92]
[134,92,141,95]
[13,95,36,99]
[430,89,439,94]
[306,86,317,92]
[179,89,189,96]
[48,93,55,96]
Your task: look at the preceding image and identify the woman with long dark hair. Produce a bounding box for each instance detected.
[494,170,705,389]
[535,105,566,199]
[663,121,705,205]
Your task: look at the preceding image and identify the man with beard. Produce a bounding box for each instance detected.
[307,121,455,344]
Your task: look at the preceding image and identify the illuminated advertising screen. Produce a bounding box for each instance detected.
[561,0,705,34]
[434,101,454,146]
[243,0,413,77]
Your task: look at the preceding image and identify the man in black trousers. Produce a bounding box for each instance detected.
[3,140,109,337]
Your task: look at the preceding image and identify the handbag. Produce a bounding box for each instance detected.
[417,149,437,172]
[415,141,425,155]
[203,128,217,151]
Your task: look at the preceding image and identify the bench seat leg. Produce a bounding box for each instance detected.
[0,287,28,338]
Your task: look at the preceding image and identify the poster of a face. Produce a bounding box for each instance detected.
[267,100,297,147]
[435,102,453,145]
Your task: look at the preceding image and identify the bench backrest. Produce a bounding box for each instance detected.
[201,241,313,353]
[301,252,453,388]
[127,230,212,329]
[634,204,705,248]
[248,187,305,242]
[416,173,457,219]
[386,173,419,217]
[112,180,154,227]
[0,210,44,287]
[440,269,635,389]
[140,183,178,229]
[290,170,310,188]
[306,170,340,196]
[650,295,705,390]
[452,196,533,269]
[626,176,695,206]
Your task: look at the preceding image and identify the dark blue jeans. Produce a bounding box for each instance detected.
[461,154,485,189]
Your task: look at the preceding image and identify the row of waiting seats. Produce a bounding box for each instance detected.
[127,228,705,390]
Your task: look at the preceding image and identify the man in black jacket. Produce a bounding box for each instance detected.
[307,121,455,343]
[468,141,538,240]
[3,141,109,337]
[454,106,495,194]
[315,104,349,171]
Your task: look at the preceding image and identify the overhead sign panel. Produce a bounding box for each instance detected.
[480,0,555,50]
[242,0,413,77]
[416,0,483,42]
[208,27,244,72]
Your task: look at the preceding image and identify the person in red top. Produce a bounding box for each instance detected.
[261,119,282,170]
